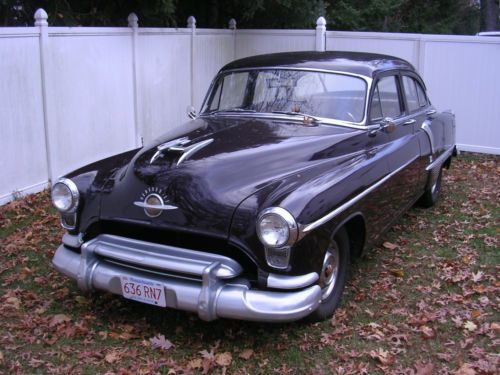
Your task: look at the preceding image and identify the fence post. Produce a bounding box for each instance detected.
[315,16,326,52]
[128,13,142,147]
[187,16,196,108]
[229,18,237,60]
[35,8,54,183]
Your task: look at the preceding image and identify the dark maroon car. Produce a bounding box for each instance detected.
[51,51,456,322]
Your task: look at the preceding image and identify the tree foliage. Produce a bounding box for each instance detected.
[327,0,480,34]
[0,0,488,34]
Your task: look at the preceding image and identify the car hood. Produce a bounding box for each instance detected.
[99,116,361,238]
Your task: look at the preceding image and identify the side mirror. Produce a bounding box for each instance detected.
[187,105,197,119]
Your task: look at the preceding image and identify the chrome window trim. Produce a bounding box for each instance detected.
[300,154,420,234]
[199,66,373,128]
[257,207,299,248]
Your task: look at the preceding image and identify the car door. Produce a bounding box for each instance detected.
[368,72,422,223]
[400,73,432,193]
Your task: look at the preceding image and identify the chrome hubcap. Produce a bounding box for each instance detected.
[319,242,339,301]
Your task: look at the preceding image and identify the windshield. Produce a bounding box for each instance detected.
[201,69,367,123]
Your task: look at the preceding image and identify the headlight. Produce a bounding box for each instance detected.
[51,178,79,213]
[256,207,298,248]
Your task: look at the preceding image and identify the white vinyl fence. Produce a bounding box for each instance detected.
[0,10,499,205]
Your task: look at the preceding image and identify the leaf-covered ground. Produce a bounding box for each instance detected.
[0,153,498,374]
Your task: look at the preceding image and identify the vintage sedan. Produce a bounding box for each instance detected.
[51,51,456,322]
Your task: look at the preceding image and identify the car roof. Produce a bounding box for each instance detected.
[220,51,416,78]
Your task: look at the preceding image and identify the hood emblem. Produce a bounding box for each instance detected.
[150,137,214,165]
[133,187,177,217]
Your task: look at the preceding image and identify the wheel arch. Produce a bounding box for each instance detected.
[331,212,366,258]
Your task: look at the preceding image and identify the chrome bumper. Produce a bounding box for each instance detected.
[52,234,321,322]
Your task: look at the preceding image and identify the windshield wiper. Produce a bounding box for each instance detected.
[270,111,321,123]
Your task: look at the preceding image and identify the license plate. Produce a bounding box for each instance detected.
[120,276,166,307]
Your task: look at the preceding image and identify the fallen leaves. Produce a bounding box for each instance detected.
[369,348,395,366]
[149,334,173,350]
[455,363,476,375]
[48,314,71,327]
[463,321,478,332]
[382,241,398,250]
[238,348,254,360]
[215,352,232,366]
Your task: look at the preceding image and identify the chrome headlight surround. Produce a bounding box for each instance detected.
[51,178,80,213]
[256,207,298,248]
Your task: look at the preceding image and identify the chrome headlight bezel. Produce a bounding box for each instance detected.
[256,207,298,248]
[51,178,80,213]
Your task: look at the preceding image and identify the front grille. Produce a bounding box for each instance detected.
[84,220,258,284]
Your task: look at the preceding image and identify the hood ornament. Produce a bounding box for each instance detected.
[133,187,177,217]
[150,137,214,165]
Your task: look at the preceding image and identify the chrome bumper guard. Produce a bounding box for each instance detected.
[52,234,321,322]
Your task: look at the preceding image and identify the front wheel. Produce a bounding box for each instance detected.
[307,227,350,322]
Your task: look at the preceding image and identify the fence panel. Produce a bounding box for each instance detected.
[236,30,315,59]
[421,37,500,154]
[1,15,499,206]
[137,30,192,143]
[46,28,137,180]
[193,30,235,111]
[0,29,48,204]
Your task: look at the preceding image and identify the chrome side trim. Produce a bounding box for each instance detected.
[82,234,242,279]
[426,146,454,171]
[421,121,435,154]
[52,243,322,322]
[176,138,214,165]
[301,155,419,233]
[267,272,319,290]
[133,201,178,210]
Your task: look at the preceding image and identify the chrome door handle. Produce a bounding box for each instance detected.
[403,119,416,125]
[426,109,436,116]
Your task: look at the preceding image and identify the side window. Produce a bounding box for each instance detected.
[370,76,402,120]
[402,76,419,112]
[415,80,428,107]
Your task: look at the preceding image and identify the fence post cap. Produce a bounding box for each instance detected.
[228,18,237,30]
[34,8,48,26]
[187,16,196,28]
[316,16,326,27]
[128,13,138,28]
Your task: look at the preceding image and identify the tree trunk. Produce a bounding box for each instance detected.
[480,0,499,31]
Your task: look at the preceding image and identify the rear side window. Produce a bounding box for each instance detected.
[415,81,428,107]
[402,75,428,112]
[370,76,402,120]
[402,76,420,112]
